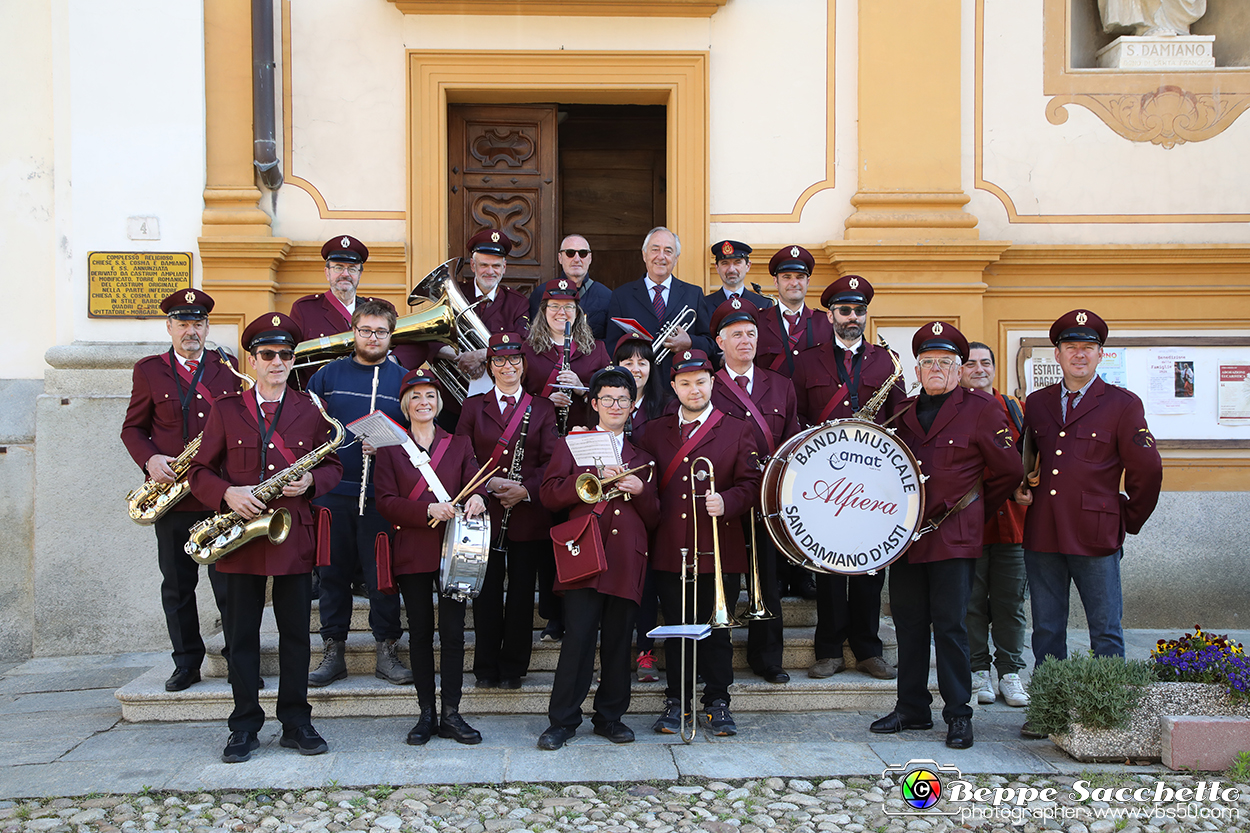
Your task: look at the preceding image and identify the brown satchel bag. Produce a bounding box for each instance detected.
[550,504,607,584]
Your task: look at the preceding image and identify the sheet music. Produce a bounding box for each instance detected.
[345,410,409,447]
[565,430,621,468]
[648,624,712,641]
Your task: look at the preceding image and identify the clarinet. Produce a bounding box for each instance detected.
[494,404,531,550]
[556,320,572,436]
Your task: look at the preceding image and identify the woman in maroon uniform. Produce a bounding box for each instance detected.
[522,278,609,433]
[612,333,671,440]
[374,371,488,746]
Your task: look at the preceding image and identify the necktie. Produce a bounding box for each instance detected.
[785,311,801,350]
[501,394,516,421]
[186,360,199,374]
[260,401,278,423]
[652,285,666,321]
[735,376,750,393]
[1066,390,1080,419]
[681,421,697,443]
[843,348,854,377]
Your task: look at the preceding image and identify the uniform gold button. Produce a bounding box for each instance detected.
[681,495,687,500]
[269,443,275,449]
[844,400,850,406]
[792,350,798,355]
[611,529,618,535]
[681,513,687,519]
[1050,489,1057,495]
[198,412,204,418]
[164,394,169,398]
[1091,432,1097,438]
[237,439,242,444]
[269,464,276,470]
[1059,431,1066,437]
[948,439,954,445]
[1055,450,1062,456]
[1052,469,1059,475]
[683,457,689,462]
[614,509,621,516]
[682,476,687,482]
[298,441,304,446]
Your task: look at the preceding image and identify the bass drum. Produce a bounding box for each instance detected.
[440,511,492,601]
[761,418,925,575]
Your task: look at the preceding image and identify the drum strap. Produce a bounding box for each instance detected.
[916,473,984,538]
[659,411,723,489]
[406,437,451,501]
[716,368,776,455]
[817,383,851,424]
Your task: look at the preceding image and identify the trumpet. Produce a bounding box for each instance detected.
[652,305,699,365]
[574,461,655,504]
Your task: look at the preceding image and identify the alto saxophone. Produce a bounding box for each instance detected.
[851,336,903,423]
[184,393,345,566]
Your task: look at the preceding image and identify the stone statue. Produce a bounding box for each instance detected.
[1098,0,1206,37]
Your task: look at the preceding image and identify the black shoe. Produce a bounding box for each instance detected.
[166,668,201,692]
[869,711,934,734]
[777,581,789,599]
[794,574,818,600]
[540,620,564,642]
[221,730,259,763]
[475,676,499,689]
[704,700,737,736]
[759,666,790,685]
[280,724,328,756]
[652,698,689,734]
[593,720,635,744]
[438,707,483,745]
[1020,720,1047,739]
[498,677,523,690]
[946,716,974,749]
[537,725,576,750]
[406,706,439,746]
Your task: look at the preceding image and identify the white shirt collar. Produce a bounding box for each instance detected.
[726,364,755,389]
[678,402,714,428]
[494,386,521,411]
[646,275,673,295]
[475,280,498,304]
[835,335,863,354]
[173,351,204,370]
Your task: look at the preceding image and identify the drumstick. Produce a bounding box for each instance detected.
[427,464,499,528]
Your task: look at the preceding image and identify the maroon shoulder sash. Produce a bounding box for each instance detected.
[172,356,219,405]
[716,369,776,455]
[817,383,851,424]
[486,392,534,471]
[323,292,353,329]
[242,389,299,466]
[406,437,451,500]
[660,411,724,490]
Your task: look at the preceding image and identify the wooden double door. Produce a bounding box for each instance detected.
[448,103,666,294]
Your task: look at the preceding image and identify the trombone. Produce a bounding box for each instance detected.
[652,305,699,365]
[574,461,654,504]
[740,509,776,621]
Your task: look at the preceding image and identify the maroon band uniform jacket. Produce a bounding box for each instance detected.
[709,368,800,460]
[374,427,487,575]
[455,391,558,542]
[635,410,761,574]
[539,436,660,604]
[792,340,906,428]
[188,389,343,575]
[755,304,832,375]
[121,350,246,513]
[521,340,610,430]
[895,386,1023,564]
[1022,377,1162,557]
[460,281,531,336]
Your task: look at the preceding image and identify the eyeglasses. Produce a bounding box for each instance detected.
[355,327,391,340]
[560,249,591,259]
[547,303,577,315]
[254,349,295,362]
[490,355,524,367]
[917,357,959,370]
[327,263,362,276]
[595,395,633,408]
[835,306,867,317]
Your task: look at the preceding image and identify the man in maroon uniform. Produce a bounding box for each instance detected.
[792,274,905,681]
[754,245,832,376]
[537,367,660,749]
[189,313,343,763]
[708,297,799,685]
[870,322,1021,750]
[121,288,246,692]
[1016,310,1162,738]
[636,349,761,737]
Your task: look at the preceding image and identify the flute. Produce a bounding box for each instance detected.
[358,364,379,515]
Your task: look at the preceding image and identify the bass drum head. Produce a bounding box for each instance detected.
[762,419,924,575]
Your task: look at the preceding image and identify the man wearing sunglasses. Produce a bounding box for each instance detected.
[792,274,907,684]
[528,234,612,340]
[304,300,412,689]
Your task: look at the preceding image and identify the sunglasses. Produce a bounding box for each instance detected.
[560,249,591,259]
[254,349,295,362]
[835,306,868,317]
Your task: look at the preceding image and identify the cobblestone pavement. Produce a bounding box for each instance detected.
[1,775,1248,833]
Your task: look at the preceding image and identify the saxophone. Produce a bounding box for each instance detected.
[126,349,254,525]
[851,336,904,423]
[184,392,344,566]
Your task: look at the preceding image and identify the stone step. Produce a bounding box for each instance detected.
[116,661,941,724]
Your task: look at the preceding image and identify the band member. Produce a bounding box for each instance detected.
[613,332,672,441]
[536,367,660,749]
[871,323,1021,750]
[528,234,613,340]
[374,371,488,746]
[705,240,772,315]
[636,350,761,737]
[754,246,832,376]
[121,288,244,692]
[792,274,906,682]
[456,333,558,688]
[189,313,343,763]
[304,300,411,688]
[523,278,610,434]
[1016,310,1162,738]
[709,297,800,685]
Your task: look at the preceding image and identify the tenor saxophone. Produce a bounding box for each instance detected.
[184,393,345,566]
[850,336,903,423]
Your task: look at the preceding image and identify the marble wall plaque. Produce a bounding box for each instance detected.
[1096,35,1215,69]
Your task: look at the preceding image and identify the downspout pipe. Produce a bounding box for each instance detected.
[252,0,283,190]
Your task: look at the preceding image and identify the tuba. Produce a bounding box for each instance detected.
[406,257,493,404]
[184,392,345,566]
[292,297,461,380]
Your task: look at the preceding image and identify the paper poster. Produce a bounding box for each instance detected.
[1025,355,1063,396]
[1097,346,1127,388]
[1147,350,1196,415]
[1218,363,1250,425]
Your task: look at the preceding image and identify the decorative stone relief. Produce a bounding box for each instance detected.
[1045,85,1250,148]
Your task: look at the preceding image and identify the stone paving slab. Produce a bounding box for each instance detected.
[0,706,118,743]
[671,739,886,779]
[0,687,121,715]
[0,667,143,696]
[868,739,1058,774]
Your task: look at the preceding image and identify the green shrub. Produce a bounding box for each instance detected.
[1025,653,1156,735]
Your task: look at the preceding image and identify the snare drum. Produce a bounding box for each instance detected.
[440,510,492,601]
[761,418,925,575]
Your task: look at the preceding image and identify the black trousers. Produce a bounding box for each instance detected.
[744,514,784,673]
[313,493,402,642]
[154,510,229,671]
[889,557,975,724]
[396,571,466,710]
[222,572,313,733]
[548,588,638,729]
[634,567,659,653]
[473,536,553,681]
[813,570,886,661]
[655,570,739,707]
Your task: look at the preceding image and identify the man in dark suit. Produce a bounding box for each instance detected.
[528,233,612,341]
[188,312,344,764]
[636,349,760,737]
[121,288,246,693]
[708,297,799,685]
[1015,310,1162,738]
[704,240,773,317]
[870,322,1022,750]
[792,274,906,682]
[754,246,832,377]
[605,227,713,379]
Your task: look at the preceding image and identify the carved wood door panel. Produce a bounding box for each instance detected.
[448,104,558,293]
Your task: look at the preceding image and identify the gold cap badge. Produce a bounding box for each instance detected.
[683,351,692,360]
[491,231,500,243]
[722,241,734,256]
[340,236,350,248]
[932,322,944,335]
[790,246,799,257]
[848,277,859,290]
[558,280,568,290]
[184,291,196,304]
[731,297,742,309]
[1076,311,1088,325]
[502,334,510,343]
[271,315,281,326]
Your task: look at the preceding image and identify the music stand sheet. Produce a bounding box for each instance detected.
[565,430,620,468]
[346,410,409,447]
[648,624,712,641]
